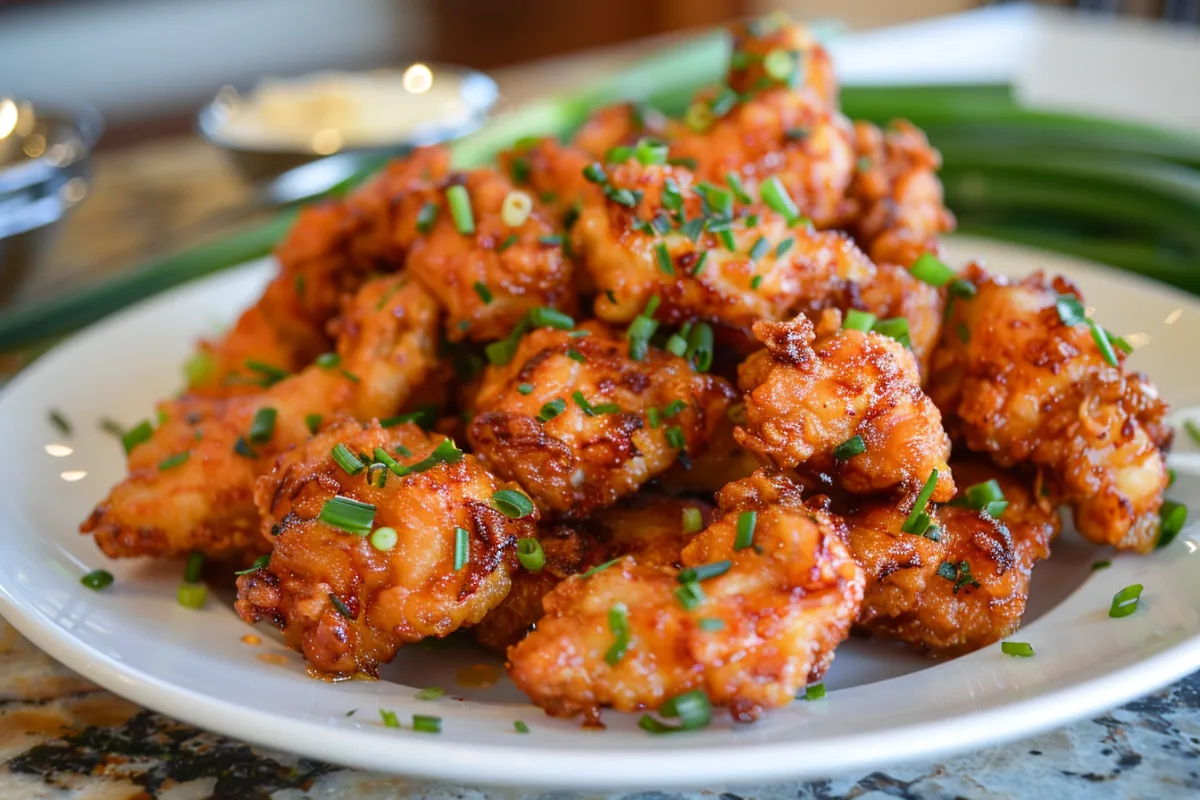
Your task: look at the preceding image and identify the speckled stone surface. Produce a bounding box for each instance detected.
[1,621,1198,799]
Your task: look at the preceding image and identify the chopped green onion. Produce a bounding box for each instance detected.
[517,383,534,395]
[605,604,631,666]
[379,405,439,431]
[529,306,575,330]
[638,689,712,734]
[248,407,277,445]
[81,569,113,591]
[775,237,794,258]
[662,178,683,216]
[1055,294,1088,327]
[391,439,464,476]
[936,560,980,594]
[901,469,940,534]
[365,463,388,489]
[319,495,376,536]
[1157,500,1188,549]
[415,686,445,701]
[121,420,154,455]
[183,551,205,583]
[517,537,545,572]
[684,102,715,133]
[379,709,400,728]
[804,683,826,701]
[244,360,289,386]
[910,252,956,287]
[735,511,757,551]
[1092,560,1112,571]
[604,185,640,208]
[1090,323,1120,368]
[592,402,622,415]
[842,309,877,332]
[538,234,563,247]
[872,317,912,349]
[748,237,770,261]
[412,714,442,734]
[626,297,661,362]
[233,555,270,576]
[677,560,731,584]
[453,527,469,571]
[513,720,530,734]
[952,479,1005,511]
[725,171,752,204]
[1184,420,1200,446]
[665,334,688,357]
[370,526,398,552]
[492,489,535,519]
[184,351,215,386]
[680,218,705,242]
[834,435,865,460]
[305,413,322,435]
[501,190,533,227]
[697,182,733,217]
[582,163,608,184]
[446,184,475,235]
[537,397,566,423]
[760,176,800,225]
[158,451,189,471]
[666,426,686,449]
[331,443,366,476]
[416,202,439,234]
[684,322,714,372]
[497,234,517,252]
[605,145,633,163]
[1109,584,1143,618]
[784,127,809,141]
[698,617,724,631]
[315,352,340,369]
[654,242,675,275]
[691,251,709,277]
[635,137,669,166]
[567,349,587,363]
[48,409,72,437]
[581,556,622,579]
[233,436,258,459]
[675,581,705,610]
[749,275,763,290]
[682,507,704,534]
[177,582,207,609]
[473,281,494,304]
[709,87,737,117]
[762,48,794,81]
[1001,641,1035,658]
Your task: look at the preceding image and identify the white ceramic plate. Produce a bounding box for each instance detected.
[0,235,1198,791]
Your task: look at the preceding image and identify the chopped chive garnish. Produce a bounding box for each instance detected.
[666,426,686,449]
[329,592,354,619]
[392,439,464,476]
[492,489,535,519]
[319,495,376,535]
[605,603,631,666]
[48,409,72,437]
[1055,294,1088,327]
[248,407,277,445]
[177,582,207,609]
[956,323,971,343]
[517,383,534,395]
[725,171,752,204]
[677,560,731,584]
[647,408,661,429]
[910,252,956,287]
[571,390,596,415]
[717,229,736,251]
[842,309,877,332]
[538,234,563,247]
[233,436,258,458]
[804,682,826,701]
[380,708,400,728]
[517,537,545,572]
[81,569,113,591]
[834,435,865,460]
[100,417,125,438]
[529,306,575,330]
[158,451,189,471]
[697,183,733,217]
[412,714,442,734]
[581,556,623,579]
[121,420,154,455]
[446,184,475,235]
[379,405,439,431]
[1001,641,1035,658]
[691,251,708,276]
[1157,500,1188,549]
[1092,560,1112,571]
[183,551,205,583]
[760,176,800,225]
[638,690,712,734]
[315,352,340,369]
[514,720,530,733]
[655,242,675,275]
[698,617,724,631]
[735,511,757,551]
[1109,584,1143,618]
[473,281,494,304]
[662,399,687,418]
[665,334,687,357]
[680,218,705,242]
[331,443,366,475]
[748,237,770,261]
[901,469,939,534]
[684,322,714,372]
[416,202,439,234]
[366,463,388,489]
[415,686,445,701]
[605,145,633,163]
[567,349,587,363]
[936,560,980,594]
[872,317,912,349]
[749,275,763,290]
[662,178,683,216]
[635,137,668,166]
[244,360,290,386]
[453,527,469,571]
[682,506,704,534]
[775,237,794,258]
[305,413,322,434]
[709,86,737,116]
[1185,420,1200,446]
[582,163,608,184]
[370,526,398,552]
[497,234,518,252]
[763,48,794,81]
[537,397,566,423]
[675,581,705,610]
[627,297,661,362]
[234,555,270,576]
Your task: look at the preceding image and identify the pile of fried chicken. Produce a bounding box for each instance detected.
[82,16,1172,727]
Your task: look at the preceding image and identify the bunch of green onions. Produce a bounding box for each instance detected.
[3,29,1197,353]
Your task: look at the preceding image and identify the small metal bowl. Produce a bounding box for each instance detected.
[197,64,499,186]
[0,99,102,306]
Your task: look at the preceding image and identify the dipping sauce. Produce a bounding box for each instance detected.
[240,634,262,646]
[256,652,290,667]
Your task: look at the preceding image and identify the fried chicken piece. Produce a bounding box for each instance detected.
[498,138,600,222]
[473,495,709,651]
[189,148,450,395]
[236,421,533,676]
[849,262,945,379]
[844,120,954,267]
[660,413,759,495]
[668,90,856,229]
[725,15,838,107]
[736,313,954,500]
[571,159,874,335]
[571,103,668,161]
[506,469,863,722]
[929,266,1171,551]
[401,168,576,342]
[81,277,442,560]
[846,461,1059,654]
[468,322,736,517]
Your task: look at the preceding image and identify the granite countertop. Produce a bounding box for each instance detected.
[1,617,1198,798]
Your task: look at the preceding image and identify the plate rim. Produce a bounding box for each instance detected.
[2,234,1199,790]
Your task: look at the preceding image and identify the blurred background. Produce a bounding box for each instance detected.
[0,0,1197,358]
